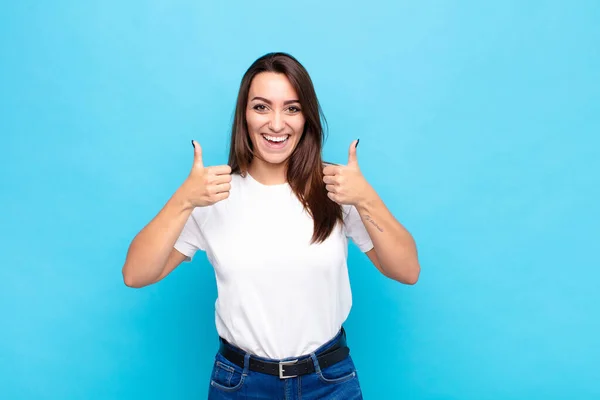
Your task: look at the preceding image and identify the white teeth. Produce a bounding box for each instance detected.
[263,135,289,143]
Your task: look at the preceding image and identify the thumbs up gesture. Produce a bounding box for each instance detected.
[323,139,373,206]
[180,140,232,208]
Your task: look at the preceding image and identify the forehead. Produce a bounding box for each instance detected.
[248,72,298,100]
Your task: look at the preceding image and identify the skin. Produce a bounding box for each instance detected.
[244,72,420,284]
[245,72,305,186]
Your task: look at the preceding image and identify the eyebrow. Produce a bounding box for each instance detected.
[250,96,300,105]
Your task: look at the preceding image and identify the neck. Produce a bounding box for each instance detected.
[247,158,288,185]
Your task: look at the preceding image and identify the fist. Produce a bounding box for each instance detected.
[182,140,232,208]
[323,139,372,206]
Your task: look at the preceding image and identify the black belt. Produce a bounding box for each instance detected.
[218,332,350,379]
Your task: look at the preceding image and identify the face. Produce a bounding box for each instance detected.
[246,72,306,166]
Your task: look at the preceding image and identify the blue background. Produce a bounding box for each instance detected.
[1,1,598,399]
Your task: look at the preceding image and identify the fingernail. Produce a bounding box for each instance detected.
[191,140,195,148]
[355,138,360,148]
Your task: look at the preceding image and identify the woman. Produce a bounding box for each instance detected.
[122,52,420,399]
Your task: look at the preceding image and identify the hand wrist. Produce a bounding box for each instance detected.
[355,186,379,213]
[173,185,195,212]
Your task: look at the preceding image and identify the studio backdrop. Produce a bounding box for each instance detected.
[1,1,598,399]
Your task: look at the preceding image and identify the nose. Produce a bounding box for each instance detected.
[268,111,285,133]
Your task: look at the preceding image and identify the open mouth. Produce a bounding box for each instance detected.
[261,134,290,148]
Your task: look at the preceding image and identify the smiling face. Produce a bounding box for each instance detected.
[246,72,306,167]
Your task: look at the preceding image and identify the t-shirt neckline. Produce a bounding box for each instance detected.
[245,171,290,191]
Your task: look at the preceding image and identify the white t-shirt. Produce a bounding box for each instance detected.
[174,172,373,359]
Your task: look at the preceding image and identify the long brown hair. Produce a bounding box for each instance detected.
[228,52,343,244]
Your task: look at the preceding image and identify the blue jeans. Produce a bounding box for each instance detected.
[208,327,363,399]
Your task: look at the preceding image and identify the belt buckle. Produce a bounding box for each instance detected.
[279,359,298,379]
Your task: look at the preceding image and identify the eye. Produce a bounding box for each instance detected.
[287,105,301,113]
[253,104,268,112]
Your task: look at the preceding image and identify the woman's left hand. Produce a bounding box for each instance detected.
[323,140,375,207]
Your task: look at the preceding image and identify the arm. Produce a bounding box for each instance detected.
[121,189,193,288]
[121,140,231,288]
[323,140,420,285]
[357,190,420,284]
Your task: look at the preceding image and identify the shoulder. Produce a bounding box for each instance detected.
[190,202,213,225]
[341,204,356,222]
[231,171,248,185]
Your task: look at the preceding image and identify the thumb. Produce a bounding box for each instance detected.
[191,140,204,169]
[347,139,359,166]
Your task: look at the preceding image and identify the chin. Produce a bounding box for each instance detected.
[259,152,293,166]
[253,135,298,165]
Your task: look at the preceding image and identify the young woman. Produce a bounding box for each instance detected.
[122,52,420,399]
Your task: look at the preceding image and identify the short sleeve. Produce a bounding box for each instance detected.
[342,205,374,253]
[174,206,211,262]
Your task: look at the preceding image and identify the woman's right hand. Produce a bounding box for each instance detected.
[180,140,232,209]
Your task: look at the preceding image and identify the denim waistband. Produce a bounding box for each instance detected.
[219,326,347,363]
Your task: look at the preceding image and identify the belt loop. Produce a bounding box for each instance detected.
[242,352,251,375]
[309,352,322,374]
